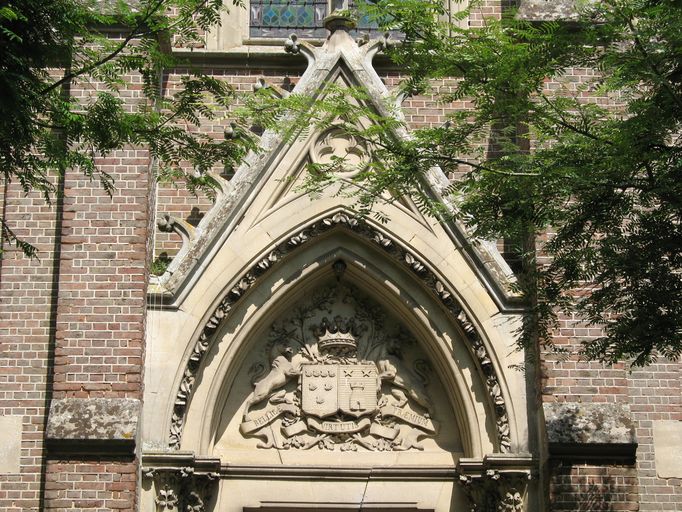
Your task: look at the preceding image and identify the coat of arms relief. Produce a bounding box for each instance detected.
[239,283,442,452]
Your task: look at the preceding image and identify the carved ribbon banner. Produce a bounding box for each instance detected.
[380,405,438,434]
[307,417,371,434]
[240,403,298,435]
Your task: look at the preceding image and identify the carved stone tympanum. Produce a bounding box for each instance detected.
[236,283,445,452]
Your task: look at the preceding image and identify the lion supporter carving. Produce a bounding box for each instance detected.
[223,282,459,453]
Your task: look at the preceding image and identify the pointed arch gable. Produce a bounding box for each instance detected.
[150,31,520,313]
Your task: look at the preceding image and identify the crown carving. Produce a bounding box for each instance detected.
[316,318,358,354]
[318,328,357,351]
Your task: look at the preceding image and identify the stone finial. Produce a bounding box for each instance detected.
[324,11,357,33]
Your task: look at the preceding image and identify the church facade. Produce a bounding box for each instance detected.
[0,1,680,511]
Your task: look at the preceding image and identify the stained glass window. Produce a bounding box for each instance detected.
[249,0,402,39]
[250,0,329,38]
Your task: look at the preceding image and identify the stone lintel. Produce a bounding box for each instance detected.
[142,451,470,480]
[544,402,637,462]
[457,453,536,478]
[46,398,140,456]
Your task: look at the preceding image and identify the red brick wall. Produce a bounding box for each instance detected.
[0,180,60,510]
[0,87,153,512]
[41,146,153,510]
[52,152,150,401]
[543,314,682,510]
[628,363,682,511]
[43,461,137,511]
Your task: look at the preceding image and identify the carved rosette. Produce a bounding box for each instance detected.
[144,467,219,512]
[167,211,511,454]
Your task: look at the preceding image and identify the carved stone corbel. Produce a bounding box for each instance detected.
[363,31,393,64]
[144,466,219,512]
[158,214,196,244]
[156,214,197,279]
[253,78,291,99]
[458,470,529,512]
[457,456,533,512]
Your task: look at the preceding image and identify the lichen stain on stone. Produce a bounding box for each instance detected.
[544,402,636,445]
[46,398,140,441]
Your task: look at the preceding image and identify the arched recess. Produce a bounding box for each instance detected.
[171,213,522,459]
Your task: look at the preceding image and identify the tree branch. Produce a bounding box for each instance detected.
[41,0,167,95]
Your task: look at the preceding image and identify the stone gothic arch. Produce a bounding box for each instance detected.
[167,214,518,456]
[142,215,535,511]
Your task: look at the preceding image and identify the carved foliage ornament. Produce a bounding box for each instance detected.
[143,466,219,512]
[167,212,511,453]
[458,470,530,512]
[239,286,438,452]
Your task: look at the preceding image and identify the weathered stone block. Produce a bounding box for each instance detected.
[0,415,23,473]
[653,420,682,478]
[46,398,140,456]
[544,402,637,461]
[517,0,582,21]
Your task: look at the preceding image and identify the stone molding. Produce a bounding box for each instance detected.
[457,455,534,512]
[244,505,427,511]
[46,398,140,456]
[166,211,512,454]
[142,456,220,512]
[141,452,535,511]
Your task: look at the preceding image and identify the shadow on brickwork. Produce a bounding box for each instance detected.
[550,462,612,511]
[549,460,639,511]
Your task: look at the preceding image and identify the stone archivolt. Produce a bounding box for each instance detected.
[167,212,511,454]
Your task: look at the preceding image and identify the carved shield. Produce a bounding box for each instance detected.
[338,364,379,418]
[301,364,338,418]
